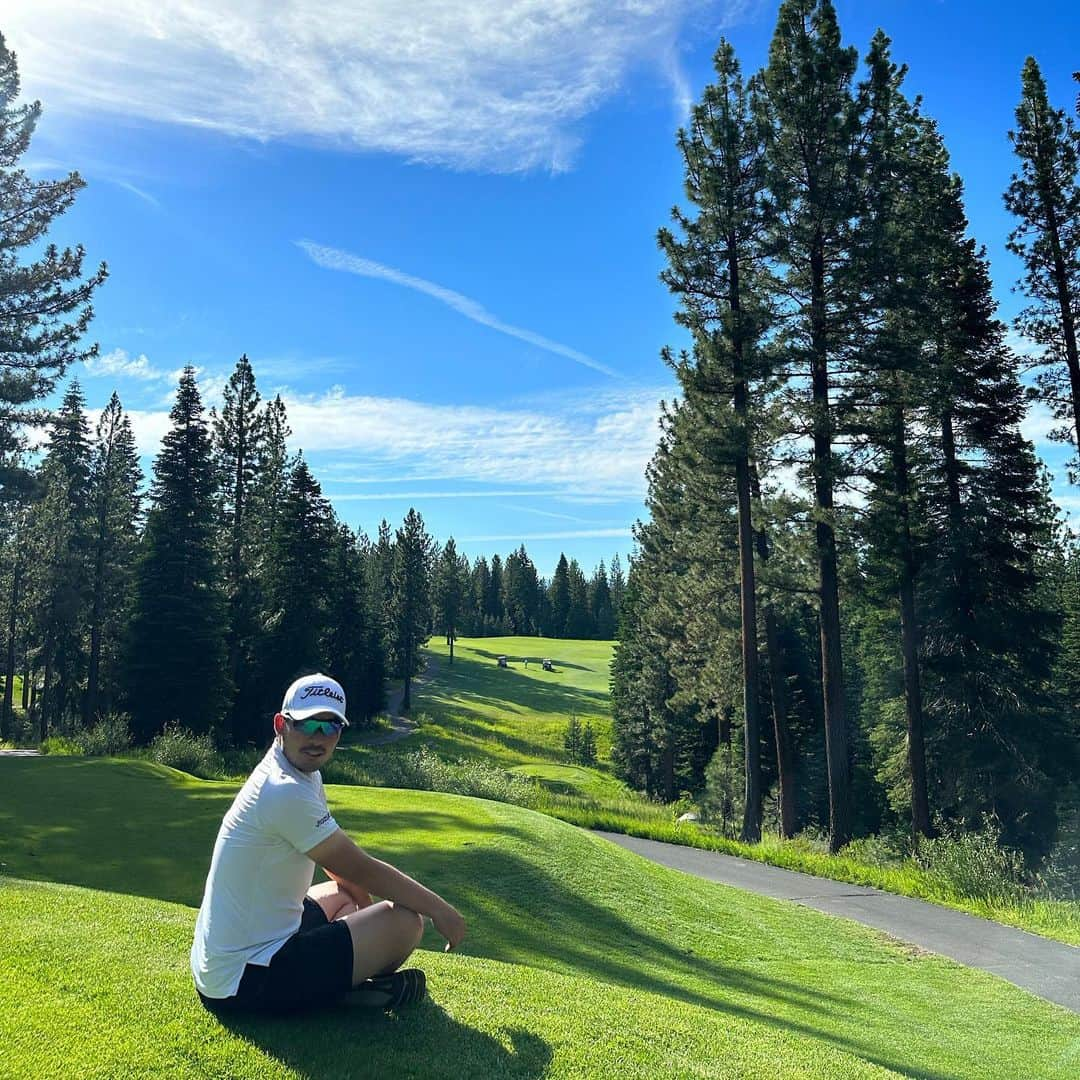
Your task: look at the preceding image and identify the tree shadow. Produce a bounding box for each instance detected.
[215,1000,553,1080]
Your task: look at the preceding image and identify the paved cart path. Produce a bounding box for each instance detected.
[596,831,1080,1013]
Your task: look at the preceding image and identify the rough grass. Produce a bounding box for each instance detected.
[2,757,1079,1079]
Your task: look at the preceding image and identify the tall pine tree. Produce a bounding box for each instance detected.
[126,368,227,742]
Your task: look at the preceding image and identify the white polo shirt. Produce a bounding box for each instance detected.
[190,742,340,999]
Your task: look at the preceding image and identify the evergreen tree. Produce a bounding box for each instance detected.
[579,720,598,766]
[487,553,505,631]
[84,392,141,725]
[502,546,540,634]
[469,556,491,636]
[434,537,468,662]
[659,38,773,841]
[761,0,862,851]
[1005,57,1080,481]
[565,559,592,639]
[589,561,615,640]
[126,368,227,741]
[390,509,434,711]
[324,523,385,725]
[26,380,92,736]
[0,33,107,505]
[213,355,264,738]
[609,553,626,626]
[256,457,337,727]
[563,714,582,761]
[548,553,571,638]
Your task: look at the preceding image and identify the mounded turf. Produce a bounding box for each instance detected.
[2,757,1078,1079]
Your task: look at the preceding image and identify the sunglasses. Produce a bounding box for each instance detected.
[286,716,344,736]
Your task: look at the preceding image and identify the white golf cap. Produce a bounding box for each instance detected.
[281,673,348,725]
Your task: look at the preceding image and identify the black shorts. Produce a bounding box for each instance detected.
[198,897,353,1014]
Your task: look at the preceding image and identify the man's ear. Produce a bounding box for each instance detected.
[273,713,286,736]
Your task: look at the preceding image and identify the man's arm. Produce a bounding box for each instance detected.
[306,829,466,950]
[324,867,373,909]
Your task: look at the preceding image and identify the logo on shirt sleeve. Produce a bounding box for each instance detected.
[316,812,332,828]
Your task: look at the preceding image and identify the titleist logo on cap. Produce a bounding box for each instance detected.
[300,685,345,704]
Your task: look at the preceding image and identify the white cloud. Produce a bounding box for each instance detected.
[459,528,632,542]
[1021,399,1060,445]
[298,241,616,376]
[83,348,168,382]
[4,1,740,172]
[123,382,666,498]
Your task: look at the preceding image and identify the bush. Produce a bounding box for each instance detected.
[325,746,542,807]
[148,724,222,778]
[39,735,80,756]
[915,817,1028,905]
[700,743,744,839]
[74,714,133,757]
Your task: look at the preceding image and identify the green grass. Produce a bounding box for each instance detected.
[339,636,623,800]
[2,757,1079,1079]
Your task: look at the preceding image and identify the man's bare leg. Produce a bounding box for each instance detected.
[307,880,359,922]
[340,900,425,984]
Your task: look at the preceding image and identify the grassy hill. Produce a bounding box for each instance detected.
[2,756,1078,1079]
[342,636,623,799]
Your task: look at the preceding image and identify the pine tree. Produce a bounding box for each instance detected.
[609,553,626,626]
[324,523,385,725]
[563,714,582,761]
[213,355,264,737]
[580,720,598,766]
[761,0,862,851]
[390,509,434,711]
[434,537,468,662]
[0,33,107,504]
[1004,57,1080,481]
[84,393,141,725]
[256,457,337,725]
[26,380,92,736]
[126,368,227,742]
[659,38,774,842]
[589,561,615,640]
[548,553,571,638]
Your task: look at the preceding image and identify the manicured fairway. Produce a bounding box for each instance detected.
[373,636,620,798]
[2,757,1078,1079]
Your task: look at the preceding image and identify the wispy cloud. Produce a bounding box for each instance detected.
[297,241,617,377]
[83,348,168,382]
[4,1,742,173]
[459,528,633,542]
[122,382,666,500]
[112,179,160,207]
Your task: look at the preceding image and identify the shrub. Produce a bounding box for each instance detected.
[325,746,542,807]
[915,817,1028,905]
[74,714,133,757]
[700,743,744,838]
[148,725,222,778]
[39,735,80,756]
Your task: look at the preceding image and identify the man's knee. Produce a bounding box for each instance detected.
[390,903,425,946]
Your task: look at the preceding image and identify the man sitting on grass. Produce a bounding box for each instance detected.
[191,673,466,1013]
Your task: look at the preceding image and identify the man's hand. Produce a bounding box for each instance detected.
[432,899,467,951]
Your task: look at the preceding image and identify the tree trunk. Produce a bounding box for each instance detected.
[810,244,851,853]
[662,739,676,803]
[2,557,20,741]
[39,651,52,742]
[892,405,934,839]
[750,466,797,838]
[84,520,107,727]
[1041,196,1080,456]
[730,242,763,844]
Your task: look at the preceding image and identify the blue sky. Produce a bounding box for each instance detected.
[6,0,1079,577]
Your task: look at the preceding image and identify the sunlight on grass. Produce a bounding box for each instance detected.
[2,757,1079,1079]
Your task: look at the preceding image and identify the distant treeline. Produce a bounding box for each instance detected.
[0,360,624,749]
[610,1,1080,865]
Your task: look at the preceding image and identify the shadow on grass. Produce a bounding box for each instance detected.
[463,646,595,674]
[421,650,609,717]
[217,1001,553,1080]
